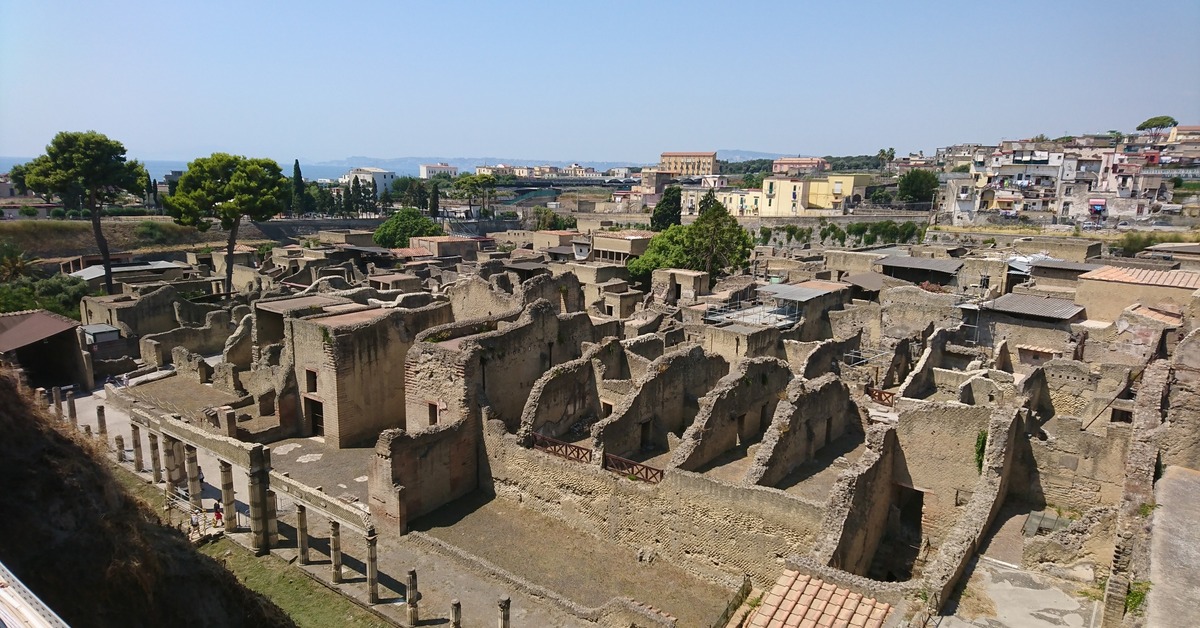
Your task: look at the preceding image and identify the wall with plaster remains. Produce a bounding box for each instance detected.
[672,357,793,471]
[748,375,861,487]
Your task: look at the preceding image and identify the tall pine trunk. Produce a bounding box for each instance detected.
[88,191,114,295]
[225,218,239,294]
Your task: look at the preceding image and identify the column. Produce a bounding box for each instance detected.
[498,595,511,628]
[266,490,279,547]
[115,435,126,462]
[247,467,267,555]
[96,405,107,439]
[451,600,462,628]
[130,424,143,472]
[185,445,202,509]
[407,569,419,625]
[366,531,379,604]
[162,436,178,494]
[222,407,237,438]
[295,505,310,565]
[330,521,343,584]
[219,461,235,530]
[66,391,77,427]
[52,387,62,421]
[148,433,162,483]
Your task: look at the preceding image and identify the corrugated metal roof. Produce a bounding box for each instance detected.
[1031,259,1103,273]
[0,310,80,352]
[69,260,180,282]
[982,293,1084,320]
[876,255,963,274]
[1078,266,1200,289]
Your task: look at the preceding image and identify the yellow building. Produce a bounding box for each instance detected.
[804,174,874,209]
[659,152,718,176]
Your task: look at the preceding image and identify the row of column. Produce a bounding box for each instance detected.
[42,388,512,626]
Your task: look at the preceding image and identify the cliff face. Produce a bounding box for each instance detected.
[0,372,295,628]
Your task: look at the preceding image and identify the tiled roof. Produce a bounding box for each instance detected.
[748,570,892,628]
[1078,266,1200,289]
[390,247,432,258]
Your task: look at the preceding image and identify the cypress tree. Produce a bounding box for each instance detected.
[429,183,440,217]
[291,160,304,214]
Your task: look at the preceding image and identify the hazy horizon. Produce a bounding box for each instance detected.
[2,0,1197,163]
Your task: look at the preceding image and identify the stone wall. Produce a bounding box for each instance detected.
[829,300,882,347]
[891,401,993,543]
[699,324,781,363]
[407,301,599,434]
[592,345,729,458]
[291,302,454,448]
[139,310,233,367]
[1164,330,1200,468]
[368,416,480,532]
[80,285,184,337]
[671,358,793,471]
[880,287,962,345]
[813,426,899,576]
[518,340,619,440]
[824,251,886,278]
[748,375,860,488]
[484,423,826,587]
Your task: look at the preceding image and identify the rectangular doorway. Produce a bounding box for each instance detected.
[306,398,324,436]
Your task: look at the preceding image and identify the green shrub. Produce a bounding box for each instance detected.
[1126,581,1150,615]
[134,221,171,244]
[974,430,987,473]
[49,208,66,219]
[0,275,92,319]
[18,207,37,217]
[65,210,81,220]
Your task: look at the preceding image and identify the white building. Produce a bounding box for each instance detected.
[419,163,458,179]
[339,167,396,197]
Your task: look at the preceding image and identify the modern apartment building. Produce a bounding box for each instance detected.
[659,151,718,176]
[339,167,396,197]
[419,163,458,179]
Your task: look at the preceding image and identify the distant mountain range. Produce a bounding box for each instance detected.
[716,149,793,162]
[2,149,800,181]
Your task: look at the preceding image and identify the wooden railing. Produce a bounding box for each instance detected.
[865,385,896,407]
[603,453,664,483]
[531,433,593,464]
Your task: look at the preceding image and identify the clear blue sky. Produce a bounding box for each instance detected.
[2,0,1198,164]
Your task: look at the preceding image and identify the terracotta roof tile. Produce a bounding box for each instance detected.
[1079,265,1200,289]
[748,571,893,628]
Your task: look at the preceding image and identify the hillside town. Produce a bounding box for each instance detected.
[1,113,1199,628]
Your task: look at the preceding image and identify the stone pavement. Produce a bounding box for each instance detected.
[939,559,1098,628]
[1147,466,1200,628]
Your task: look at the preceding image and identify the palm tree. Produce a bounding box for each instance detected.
[877,149,889,173]
[0,241,41,282]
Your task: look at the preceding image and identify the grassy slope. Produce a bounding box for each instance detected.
[0,373,296,628]
[0,218,271,259]
[112,468,387,628]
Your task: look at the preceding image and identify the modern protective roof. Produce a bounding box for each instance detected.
[876,255,963,274]
[981,293,1084,320]
[757,280,846,303]
[1078,266,1200,289]
[69,260,180,282]
[0,310,80,353]
[80,323,120,334]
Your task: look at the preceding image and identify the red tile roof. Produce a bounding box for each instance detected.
[748,570,892,628]
[1078,266,1200,290]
